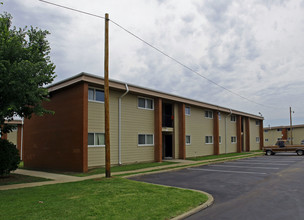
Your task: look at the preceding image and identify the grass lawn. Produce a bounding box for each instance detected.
[0,174,50,186]
[72,161,178,177]
[188,152,262,161]
[0,178,208,220]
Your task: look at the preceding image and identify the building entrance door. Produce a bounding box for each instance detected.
[162,134,173,159]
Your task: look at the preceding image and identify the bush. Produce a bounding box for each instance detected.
[0,139,20,176]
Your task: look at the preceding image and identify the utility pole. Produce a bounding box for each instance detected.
[289,107,293,145]
[104,13,111,178]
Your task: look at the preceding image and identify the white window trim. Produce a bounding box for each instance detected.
[137,97,154,110]
[138,134,154,146]
[205,136,213,144]
[205,110,213,119]
[256,137,260,143]
[219,136,222,144]
[231,136,237,144]
[186,135,191,145]
[185,106,191,116]
[88,132,105,147]
[88,87,105,103]
[231,115,236,122]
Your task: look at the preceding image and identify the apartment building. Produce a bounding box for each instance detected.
[264,124,304,145]
[23,73,264,172]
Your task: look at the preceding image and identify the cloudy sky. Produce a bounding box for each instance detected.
[2,0,304,127]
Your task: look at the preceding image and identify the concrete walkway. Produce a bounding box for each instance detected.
[0,153,262,191]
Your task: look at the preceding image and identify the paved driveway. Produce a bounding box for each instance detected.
[130,154,304,220]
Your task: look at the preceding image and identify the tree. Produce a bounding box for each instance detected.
[0,12,56,134]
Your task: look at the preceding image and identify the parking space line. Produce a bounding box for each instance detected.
[188,168,268,175]
[228,162,289,165]
[207,165,280,169]
[244,159,302,162]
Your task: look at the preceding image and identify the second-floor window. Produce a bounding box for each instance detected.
[138,97,154,110]
[88,88,104,102]
[185,106,191,116]
[205,110,213,119]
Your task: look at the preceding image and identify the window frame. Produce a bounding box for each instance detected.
[256,137,260,143]
[88,88,105,103]
[185,106,191,116]
[205,136,213,144]
[256,120,260,126]
[231,136,237,143]
[205,110,213,119]
[186,135,191,145]
[138,97,154,110]
[219,136,222,144]
[231,115,236,122]
[88,132,105,147]
[265,138,269,142]
[138,134,154,146]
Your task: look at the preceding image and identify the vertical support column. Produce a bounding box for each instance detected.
[154,98,162,162]
[259,120,264,150]
[213,111,219,155]
[236,115,242,153]
[178,103,186,159]
[245,117,250,152]
[17,124,22,158]
[82,82,88,173]
[282,128,287,140]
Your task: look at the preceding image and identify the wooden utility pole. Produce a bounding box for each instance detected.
[290,107,293,145]
[104,13,111,178]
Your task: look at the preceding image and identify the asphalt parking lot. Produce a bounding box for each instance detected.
[130,154,304,220]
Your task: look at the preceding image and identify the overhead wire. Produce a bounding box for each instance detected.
[39,0,273,109]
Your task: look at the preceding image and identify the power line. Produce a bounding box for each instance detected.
[39,0,273,109]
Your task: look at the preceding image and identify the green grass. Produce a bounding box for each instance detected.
[71,161,178,177]
[0,178,208,220]
[0,174,50,186]
[187,152,261,161]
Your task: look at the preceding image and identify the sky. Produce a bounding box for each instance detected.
[1,0,304,127]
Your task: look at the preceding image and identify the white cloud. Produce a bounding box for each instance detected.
[1,0,304,126]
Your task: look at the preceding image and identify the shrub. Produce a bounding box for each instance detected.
[0,139,20,176]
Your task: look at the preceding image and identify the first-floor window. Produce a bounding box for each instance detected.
[186,135,191,145]
[205,136,213,144]
[265,138,269,142]
[256,137,260,143]
[219,136,222,144]
[231,136,237,143]
[88,133,105,146]
[138,134,154,146]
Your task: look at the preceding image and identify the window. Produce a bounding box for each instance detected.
[205,136,213,144]
[138,134,154,146]
[264,130,269,133]
[256,120,260,126]
[219,136,222,144]
[256,137,260,143]
[231,115,236,122]
[218,112,221,120]
[277,128,282,131]
[185,106,191,116]
[231,136,237,143]
[265,138,269,142]
[186,135,191,145]
[88,133,105,146]
[88,88,104,102]
[205,110,213,119]
[138,97,154,110]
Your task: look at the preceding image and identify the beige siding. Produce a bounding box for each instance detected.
[88,90,155,167]
[264,129,282,146]
[7,129,18,146]
[219,112,229,154]
[224,113,237,153]
[185,106,214,158]
[250,119,260,150]
[287,127,304,145]
[173,103,179,159]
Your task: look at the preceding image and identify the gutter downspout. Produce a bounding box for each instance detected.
[225,109,232,154]
[118,84,129,165]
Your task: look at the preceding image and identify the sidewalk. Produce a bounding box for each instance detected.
[0,152,262,191]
